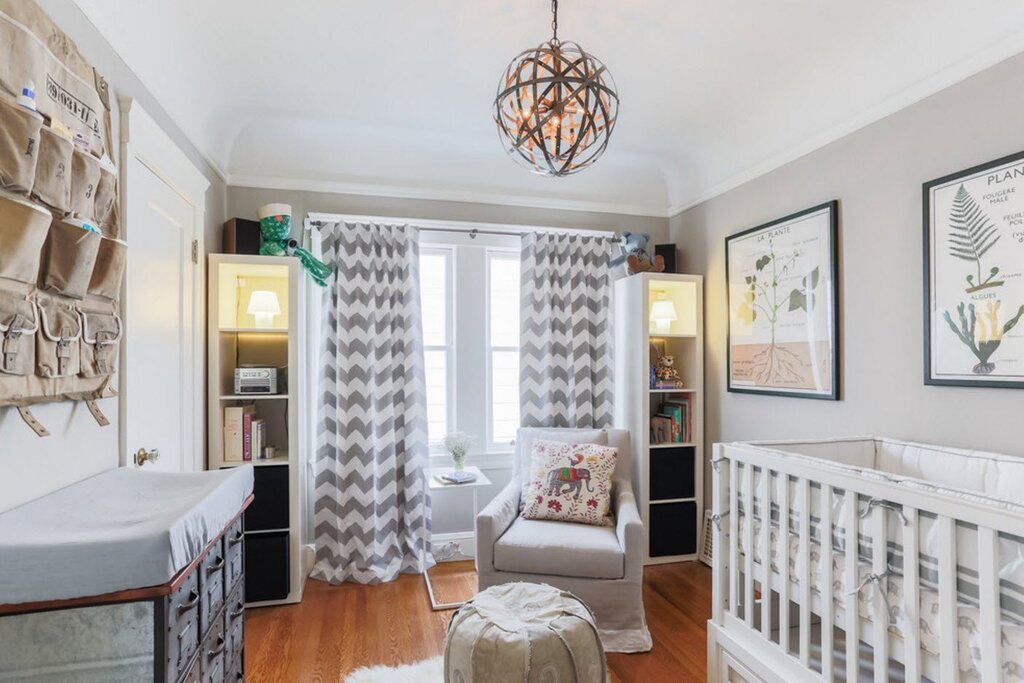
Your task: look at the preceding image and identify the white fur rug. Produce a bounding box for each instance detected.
[344,656,443,683]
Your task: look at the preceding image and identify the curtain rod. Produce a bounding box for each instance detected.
[304,213,622,242]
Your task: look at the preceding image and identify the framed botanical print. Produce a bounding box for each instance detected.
[726,201,839,400]
[924,152,1024,388]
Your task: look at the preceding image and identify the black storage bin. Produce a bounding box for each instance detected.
[649,446,695,501]
[245,464,289,531]
[648,501,697,557]
[245,531,290,603]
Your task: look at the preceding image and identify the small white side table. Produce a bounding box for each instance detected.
[424,465,492,611]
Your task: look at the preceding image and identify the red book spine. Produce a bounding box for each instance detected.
[242,412,253,461]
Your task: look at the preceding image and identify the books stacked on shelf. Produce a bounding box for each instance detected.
[650,394,693,445]
[224,404,268,462]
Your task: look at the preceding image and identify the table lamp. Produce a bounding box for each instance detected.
[248,290,281,329]
[649,294,677,335]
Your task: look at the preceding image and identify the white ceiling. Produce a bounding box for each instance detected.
[74,0,1024,216]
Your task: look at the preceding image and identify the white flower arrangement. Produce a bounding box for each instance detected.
[442,431,475,471]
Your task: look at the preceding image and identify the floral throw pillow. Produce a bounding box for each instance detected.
[521,440,618,526]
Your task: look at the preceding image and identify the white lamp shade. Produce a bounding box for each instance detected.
[650,300,677,323]
[247,290,281,316]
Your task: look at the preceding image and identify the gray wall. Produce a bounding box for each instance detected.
[670,52,1024,503]
[226,186,669,245]
[0,2,226,511]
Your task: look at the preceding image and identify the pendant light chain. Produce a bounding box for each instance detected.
[551,0,559,44]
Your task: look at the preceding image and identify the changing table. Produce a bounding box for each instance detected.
[0,465,254,682]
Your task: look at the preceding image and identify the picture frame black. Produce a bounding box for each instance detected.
[720,200,839,397]
[923,151,1024,389]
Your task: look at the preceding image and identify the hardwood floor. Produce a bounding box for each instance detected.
[245,561,712,682]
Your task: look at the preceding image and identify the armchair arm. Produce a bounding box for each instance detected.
[475,478,521,573]
[614,479,644,581]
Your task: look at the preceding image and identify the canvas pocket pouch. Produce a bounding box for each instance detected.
[36,296,82,378]
[93,165,117,238]
[88,236,126,300]
[31,126,73,213]
[0,193,51,284]
[41,219,101,299]
[79,304,121,378]
[0,289,39,376]
[0,97,42,196]
[69,148,101,220]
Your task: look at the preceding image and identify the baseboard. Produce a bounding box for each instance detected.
[432,532,475,562]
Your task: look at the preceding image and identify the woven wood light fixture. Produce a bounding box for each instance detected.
[494,0,619,177]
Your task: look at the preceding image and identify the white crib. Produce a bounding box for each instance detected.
[708,437,1024,683]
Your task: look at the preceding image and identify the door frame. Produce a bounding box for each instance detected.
[118,98,209,471]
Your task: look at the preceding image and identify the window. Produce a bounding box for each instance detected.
[487,252,520,446]
[418,233,520,454]
[419,247,453,446]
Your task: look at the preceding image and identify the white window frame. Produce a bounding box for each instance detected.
[485,249,520,452]
[420,245,455,452]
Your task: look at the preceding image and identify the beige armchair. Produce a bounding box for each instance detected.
[475,428,652,653]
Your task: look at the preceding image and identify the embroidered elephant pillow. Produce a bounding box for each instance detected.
[521,440,618,526]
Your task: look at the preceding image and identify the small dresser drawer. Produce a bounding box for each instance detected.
[225,580,245,665]
[179,652,202,683]
[225,518,245,594]
[166,570,201,682]
[200,609,227,683]
[228,651,244,683]
[200,542,227,634]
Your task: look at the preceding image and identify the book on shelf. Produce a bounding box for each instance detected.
[663,394,693,442]
[252,418,265,460]
[223,404,256,462]
[242,410,255,461]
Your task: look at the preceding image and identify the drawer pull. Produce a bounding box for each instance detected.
[229,531,244,545]
[206,556,225,573]
[207,636,226,657]
[177,620,194,640]
[176,590,200,613]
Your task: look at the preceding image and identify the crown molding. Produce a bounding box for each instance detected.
[666,31,1024,218]
[227,173,672,219]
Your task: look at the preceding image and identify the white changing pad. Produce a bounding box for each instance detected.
[0,465,254,605]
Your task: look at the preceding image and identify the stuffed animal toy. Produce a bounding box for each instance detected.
[654,355,682,384]
[609,232,665,275]
[258,204,332,287]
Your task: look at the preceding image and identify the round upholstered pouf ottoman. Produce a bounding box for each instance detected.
[444,582,607,683]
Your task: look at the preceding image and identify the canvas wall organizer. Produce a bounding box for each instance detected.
[0,0,122,436]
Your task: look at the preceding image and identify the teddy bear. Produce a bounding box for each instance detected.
[609,232,665,275]
[654,355,682,384]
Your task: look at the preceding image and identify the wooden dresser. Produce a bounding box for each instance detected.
[0,496,253,683]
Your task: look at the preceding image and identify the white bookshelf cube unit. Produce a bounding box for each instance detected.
[208,254,307,606]
[614,273,704,564]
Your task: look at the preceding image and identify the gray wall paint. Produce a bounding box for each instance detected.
[670,52,1024,503]
[0,2,226,511]
[226,186,669,245]
[228,185,668,535]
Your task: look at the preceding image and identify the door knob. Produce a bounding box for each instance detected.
[134,447,160,466]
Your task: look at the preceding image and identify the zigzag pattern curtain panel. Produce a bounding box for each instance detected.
[311,222,432,585]
[520,232,616,428]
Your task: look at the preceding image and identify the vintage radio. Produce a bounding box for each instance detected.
[234,367,278,394]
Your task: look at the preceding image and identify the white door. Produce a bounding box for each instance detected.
[120,101,208,472]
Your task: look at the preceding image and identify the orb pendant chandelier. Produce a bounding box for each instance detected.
[494,0,619,177]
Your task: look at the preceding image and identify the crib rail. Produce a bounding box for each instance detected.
[711,442,1018,683]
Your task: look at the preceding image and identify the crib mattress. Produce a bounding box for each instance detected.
[0,465,254,605]
[738,516,1024,680]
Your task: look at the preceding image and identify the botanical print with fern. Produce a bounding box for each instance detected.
[929,157,1024,384]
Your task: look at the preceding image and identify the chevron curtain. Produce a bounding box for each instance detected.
[311,221,432,585]
[519,232,616,428]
